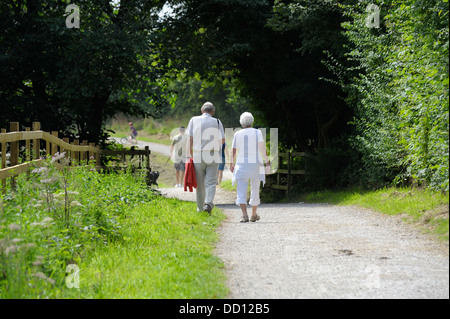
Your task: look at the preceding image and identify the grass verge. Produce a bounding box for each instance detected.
[219,180,236,192]
[61,197,227,299]
[1,155,227,298]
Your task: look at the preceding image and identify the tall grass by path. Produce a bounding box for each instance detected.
[0,154,227,298]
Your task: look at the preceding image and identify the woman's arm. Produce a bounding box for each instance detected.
[230,148,237,173]
[258,141,270,173]
[258,142,269,164]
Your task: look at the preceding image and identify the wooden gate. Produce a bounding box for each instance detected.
[271,151,315,195]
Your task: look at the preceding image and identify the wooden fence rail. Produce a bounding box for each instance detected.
[271,151,315,195]
[0,122,151,192]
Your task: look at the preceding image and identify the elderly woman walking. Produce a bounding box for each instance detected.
[230,112,270,223]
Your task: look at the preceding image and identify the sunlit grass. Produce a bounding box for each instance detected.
[62,197,227,298]
[219,180,236,192]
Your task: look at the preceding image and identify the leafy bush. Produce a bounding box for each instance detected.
[340,0,449,191]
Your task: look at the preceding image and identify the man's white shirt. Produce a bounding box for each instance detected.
[186,113,225,152]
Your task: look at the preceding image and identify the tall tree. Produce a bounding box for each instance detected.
[0,0,169,143]
[167,73,249,128]
[158,0,352,151]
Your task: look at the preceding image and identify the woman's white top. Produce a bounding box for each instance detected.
[231,128,265,186]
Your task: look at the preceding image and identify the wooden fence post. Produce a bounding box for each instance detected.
[32,122,41,160]
[145,146,150,171]
[73,139,79,165]
[46,140,50,157]
[1,128,6,194]
[0,128,6,170]
[25,127,31,162]
[10,122,19,189]
[287,151,291,196]
[62,138,69,159]
[10,122,19,167]
[81,140,88,162]
[94,144,100,166]
[51,131,58,156]
[276,153,281,189]
[89,142,95,163]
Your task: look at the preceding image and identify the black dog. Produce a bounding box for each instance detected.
[147,171,160,187]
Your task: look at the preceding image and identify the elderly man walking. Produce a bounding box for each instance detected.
[186,102,225,214]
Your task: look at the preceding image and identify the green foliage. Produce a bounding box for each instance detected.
[159,0,353,150]
[167,73,250,128]
[0,0,170,143]
[340,0,449,191]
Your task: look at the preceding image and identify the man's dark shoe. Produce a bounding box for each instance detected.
[203,203,212,215]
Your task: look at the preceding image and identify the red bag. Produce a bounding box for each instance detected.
[184,158,197,192]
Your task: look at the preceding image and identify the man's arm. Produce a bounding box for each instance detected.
[186,136,193,158]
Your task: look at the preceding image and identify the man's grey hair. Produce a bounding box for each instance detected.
[201,102,215,113]
[240,112,254,128]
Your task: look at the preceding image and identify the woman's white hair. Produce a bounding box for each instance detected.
[240,112,254,128]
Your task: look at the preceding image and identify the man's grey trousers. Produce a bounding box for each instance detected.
[193,158,219,212]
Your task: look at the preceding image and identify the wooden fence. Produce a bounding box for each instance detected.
[0,122,151,192]
[271,151,315,195]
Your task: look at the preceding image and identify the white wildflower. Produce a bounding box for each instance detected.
[51,152,66,163]
[70,201,84,207]
[41,217,54,224]
[32,167,48,174]
[8,223,21,231]
[40,176,58,184]
[5,245,17,256]
[32,272,55,285]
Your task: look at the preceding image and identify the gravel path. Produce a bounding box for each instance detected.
[161,186,449,299]
[110,137,171,157]
[135,139,449,299]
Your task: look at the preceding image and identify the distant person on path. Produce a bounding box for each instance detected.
[128,122,138,144]
[170,126,188,188]
[186,102,225,214]
[230,112,270,223]
[217,142,229,185]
